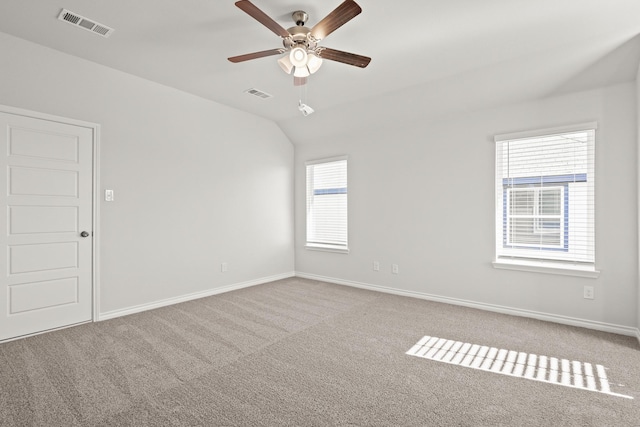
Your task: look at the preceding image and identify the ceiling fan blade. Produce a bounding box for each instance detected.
[310,0,362,41]
[294,76,307,86]
[235,0,290,38]
[228,48,283,63]
[316,47,371,68]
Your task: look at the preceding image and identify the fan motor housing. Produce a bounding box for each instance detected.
[283,25,315,49]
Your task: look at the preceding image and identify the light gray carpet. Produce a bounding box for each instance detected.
[1,277,638,426]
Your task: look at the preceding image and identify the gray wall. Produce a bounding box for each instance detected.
[296,82,638,332]
[0,32,295,315]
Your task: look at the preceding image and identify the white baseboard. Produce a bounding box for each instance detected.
[296,272,638,338]
[636,328,640,346]
[98,271,295,321]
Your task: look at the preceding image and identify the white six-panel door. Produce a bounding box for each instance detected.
[0,111,93,341]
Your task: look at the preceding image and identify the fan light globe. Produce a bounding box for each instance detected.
[293,66,310,78]
[307,53,323,74]
[278,55,293,74]
[289,47,308,67]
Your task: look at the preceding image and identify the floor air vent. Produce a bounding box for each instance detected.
[244,88,273,99]
[58,9,114,38]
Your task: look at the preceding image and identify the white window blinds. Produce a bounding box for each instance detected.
[495,124,596,266]
[306,157,348,252]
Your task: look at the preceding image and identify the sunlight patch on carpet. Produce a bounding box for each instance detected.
[406,336,633,400]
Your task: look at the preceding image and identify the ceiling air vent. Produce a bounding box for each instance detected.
[57,9,114,38]
[244,88,273,99]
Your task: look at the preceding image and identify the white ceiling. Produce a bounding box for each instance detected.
[1,0,639,144]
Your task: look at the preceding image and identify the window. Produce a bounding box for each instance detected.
[494,123,596,275]
[306,157,348,253]
[507,186,564,249]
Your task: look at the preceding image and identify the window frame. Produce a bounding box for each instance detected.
[305,156,349,254]
[493,123,599,278]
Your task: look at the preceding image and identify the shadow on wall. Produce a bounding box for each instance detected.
[552,33,640,96]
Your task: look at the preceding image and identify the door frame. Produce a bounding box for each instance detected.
[0,104,101,328]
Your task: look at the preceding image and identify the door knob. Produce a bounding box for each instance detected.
[80,231,90,238]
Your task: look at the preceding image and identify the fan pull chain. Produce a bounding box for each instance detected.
[298,83,314,116]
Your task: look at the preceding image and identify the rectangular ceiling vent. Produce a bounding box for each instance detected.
[57,9,114,38]
[244,88,273,99]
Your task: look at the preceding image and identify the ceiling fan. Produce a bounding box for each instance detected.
[228,0,371,86]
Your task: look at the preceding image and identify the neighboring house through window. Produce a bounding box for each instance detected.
[306,156,348,253]
[494,124,596,275]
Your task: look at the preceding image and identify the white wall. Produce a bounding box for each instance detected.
[1,30,637,335]
[0,32,295,315]
[637,65,640,341]
[296,82,638,333]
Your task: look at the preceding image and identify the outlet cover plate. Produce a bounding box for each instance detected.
[583,286,594,299]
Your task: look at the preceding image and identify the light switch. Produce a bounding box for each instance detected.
[105,189,114,202]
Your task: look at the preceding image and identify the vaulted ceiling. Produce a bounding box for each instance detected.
[1,0,639,144]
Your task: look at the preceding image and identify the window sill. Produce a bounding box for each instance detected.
[492,259,600,278]
[305,243,349,254]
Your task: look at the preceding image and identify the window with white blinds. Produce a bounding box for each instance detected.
[306,157,348,253]
[495,123,596,271]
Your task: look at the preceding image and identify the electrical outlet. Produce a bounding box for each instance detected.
[392,264,399,274]
[373,261,380,271]
[105,189,114,201]
[221,262,228,273]
[583,285,594,300]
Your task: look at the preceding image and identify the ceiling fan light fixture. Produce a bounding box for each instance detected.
[278,55,294,74]
[293,65,310,78]
[307,53,323,74]
[228,1,372,87]
[289,47,308,67]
